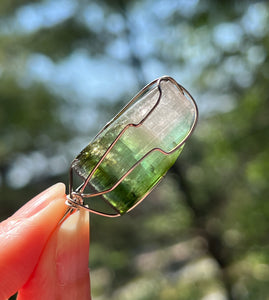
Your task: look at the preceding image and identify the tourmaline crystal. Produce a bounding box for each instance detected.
[72,79,196,215]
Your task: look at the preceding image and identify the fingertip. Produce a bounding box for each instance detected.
[13,183,66,218]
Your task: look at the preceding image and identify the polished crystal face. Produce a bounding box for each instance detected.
[72,79,197,215]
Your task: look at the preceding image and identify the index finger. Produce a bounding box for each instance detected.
[0,183,67,299]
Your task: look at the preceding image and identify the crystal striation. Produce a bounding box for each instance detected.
[72,79,196,215]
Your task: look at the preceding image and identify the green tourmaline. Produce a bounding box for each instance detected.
[72,79,196,215]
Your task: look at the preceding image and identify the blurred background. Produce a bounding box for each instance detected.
[0,0,269,299]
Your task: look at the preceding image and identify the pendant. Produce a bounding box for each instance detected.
[66,76,198,217]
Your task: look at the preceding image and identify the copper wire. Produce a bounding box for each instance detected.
[65,76,198,217]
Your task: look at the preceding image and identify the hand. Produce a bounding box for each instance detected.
[0,183,91,300]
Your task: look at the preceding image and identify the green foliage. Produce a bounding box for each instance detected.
[23,19,109,61]
[1,0,269,299]
[0,77,64,158]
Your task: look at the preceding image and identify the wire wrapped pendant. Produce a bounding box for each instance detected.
[66,76,198,217]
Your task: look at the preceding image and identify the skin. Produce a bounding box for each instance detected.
[0,183,91,300]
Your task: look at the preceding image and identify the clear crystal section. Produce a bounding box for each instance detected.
[72,79,196,215]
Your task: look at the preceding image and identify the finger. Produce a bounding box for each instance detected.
[0,183,67,299]
[11,183,66,219]
[17,209,91,300]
